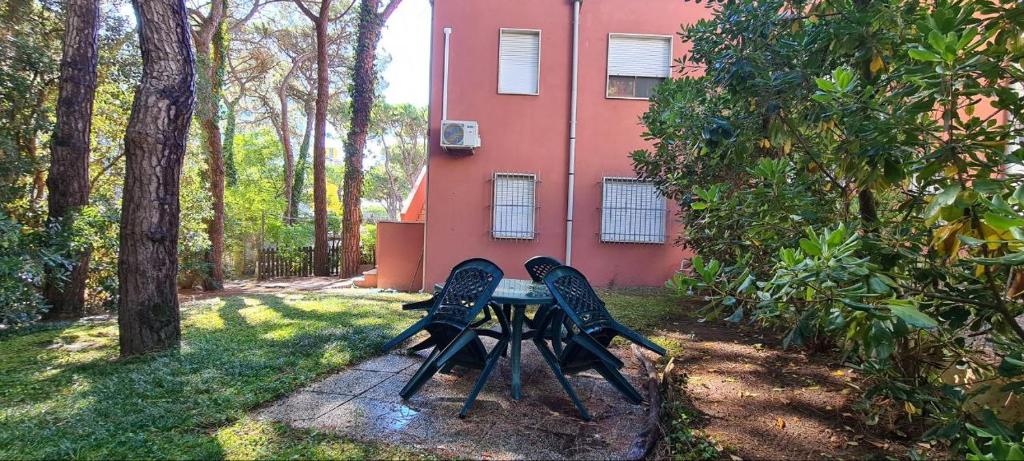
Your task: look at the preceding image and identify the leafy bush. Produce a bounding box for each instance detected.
[360,223,376,265]
[0,211,69,327]
[636,0,1024,456]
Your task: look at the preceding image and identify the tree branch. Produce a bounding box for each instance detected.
[292,0,317,20]
[380,0,402,22]
[329,0,357,22]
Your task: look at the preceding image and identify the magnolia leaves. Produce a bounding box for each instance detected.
[924,184,961,221]
[925,181,1024,267]
[888,299,938,329]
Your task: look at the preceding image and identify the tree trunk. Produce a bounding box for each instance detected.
[858,187,878,231]
[311,6,331,276]
[194,0,227,290]
[43,0,100,319]
[224,101,238,187]
[341,0,398,277]
[118,0,195,357]
[280,73,295,224]
[290,96,314,220]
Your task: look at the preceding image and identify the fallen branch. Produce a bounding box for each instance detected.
[626,344,664,460]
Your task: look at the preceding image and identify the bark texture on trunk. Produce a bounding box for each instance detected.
[279,66,296,223]
[295,0,332,276]
[194,0,227,290]
[290,97,314,220]
[43,0,100,319]
[224,101,238,187]
[118,0,195,357]
[340,0,399,277]
[858,187,878,231]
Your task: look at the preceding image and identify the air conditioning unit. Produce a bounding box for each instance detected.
[440,120,481,150]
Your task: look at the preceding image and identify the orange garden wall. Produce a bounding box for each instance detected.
[421,0,710,289]
[376,222,425,292]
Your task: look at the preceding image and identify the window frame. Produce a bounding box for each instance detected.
[491,172,538,240]
[605,33,673,100]
[599,177,667,244]
[497,28,542,96]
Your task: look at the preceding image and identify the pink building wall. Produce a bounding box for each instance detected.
[376,222,425,292]
[422,0,710,289]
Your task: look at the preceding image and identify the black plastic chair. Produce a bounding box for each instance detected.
[523,256,570,346]
[533,265,667,419]
[524,256,562,283]
[382,258,508,417]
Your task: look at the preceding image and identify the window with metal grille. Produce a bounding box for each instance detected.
[601,178,666,243]
[493,173,536,239]
[498,29,541,95]
[606,34,671,99]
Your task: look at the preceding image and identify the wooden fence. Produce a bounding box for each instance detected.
[257,242,344,279]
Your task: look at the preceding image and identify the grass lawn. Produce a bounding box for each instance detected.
[0,287,683,460]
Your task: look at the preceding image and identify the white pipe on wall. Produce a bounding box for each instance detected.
[565,0,581,264]
[442,27,452,120]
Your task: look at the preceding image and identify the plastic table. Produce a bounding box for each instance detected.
[437,278,553,400]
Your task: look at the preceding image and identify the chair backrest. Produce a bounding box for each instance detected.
[431,258,504,327]
[543,266,613,332]
[524,256,562,283]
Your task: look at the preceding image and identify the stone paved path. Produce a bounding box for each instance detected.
[257,339,652,460]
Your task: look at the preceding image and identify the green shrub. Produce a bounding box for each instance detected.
[0,211,69,326]
[636,0,1024,455]
[360,223,376,265]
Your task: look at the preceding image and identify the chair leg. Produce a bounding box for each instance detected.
[382,316,430,352]
[408,337,434,352]
[437,330,479,369]
[459,339,507,418]
[593,362,643,404]
[532,338,592,421]
[550,311,565,356]
[470,305,493,328]
[400,347,443,399]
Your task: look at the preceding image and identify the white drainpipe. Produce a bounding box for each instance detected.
[565,0,581,264]
[442,27,452,120]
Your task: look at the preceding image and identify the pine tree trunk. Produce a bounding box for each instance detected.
[858,187,878,231]
[311,9,330,276]
[43,0,100,319]
[280,75,295,223]
[341,0,394,277]
[224,101,238,187]
[290,97,314,220]
[118,0,195,357]
[195,0,226,290]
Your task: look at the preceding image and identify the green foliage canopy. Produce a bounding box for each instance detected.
[633,0,1024,455]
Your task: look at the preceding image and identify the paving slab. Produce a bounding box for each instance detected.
[259,344,653,460]
[255,391,352,424]
[307,369,394,396]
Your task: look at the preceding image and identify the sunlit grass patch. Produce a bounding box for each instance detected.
[0,287,682,460]
[0,292,426,460]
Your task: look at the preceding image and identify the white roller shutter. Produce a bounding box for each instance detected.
[498,30,540,95]
[601,178,666,244]
[493,173,536,239]
[608,35,671,78]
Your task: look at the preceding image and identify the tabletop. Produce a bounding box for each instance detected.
[434,278,553,305]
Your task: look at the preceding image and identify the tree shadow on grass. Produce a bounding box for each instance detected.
[0,293,418,459]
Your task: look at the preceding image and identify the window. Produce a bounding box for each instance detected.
[493,173,536,239]
[498,29,541,95]
[601,178,666,243]
[606,34,671,99]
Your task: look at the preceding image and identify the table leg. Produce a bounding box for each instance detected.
[510,304,525,400]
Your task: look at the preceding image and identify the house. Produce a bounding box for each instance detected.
[372,0,710,292]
